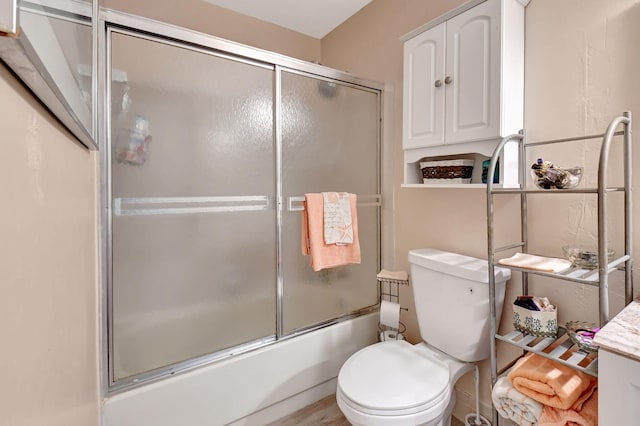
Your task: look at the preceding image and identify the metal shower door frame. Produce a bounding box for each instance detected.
[97,9,383,394]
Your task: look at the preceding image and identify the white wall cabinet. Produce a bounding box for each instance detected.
[402,0,528,186]
[403,23,445,149]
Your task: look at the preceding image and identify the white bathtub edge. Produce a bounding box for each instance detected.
[103,313,378,426]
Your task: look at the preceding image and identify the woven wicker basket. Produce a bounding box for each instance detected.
[420,159,474,184]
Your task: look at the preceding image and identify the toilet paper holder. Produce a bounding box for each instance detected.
[377,272,409,341]
[378,322,407,341]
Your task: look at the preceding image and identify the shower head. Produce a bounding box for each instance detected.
[318,80,338,98]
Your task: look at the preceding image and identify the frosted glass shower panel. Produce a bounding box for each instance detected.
[110,33,274,196]
[281,71,380,333]
[110,32,276,380]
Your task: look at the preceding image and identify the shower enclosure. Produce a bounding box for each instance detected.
[104,12,382,390]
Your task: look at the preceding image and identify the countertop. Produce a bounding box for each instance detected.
[593,298,640,361]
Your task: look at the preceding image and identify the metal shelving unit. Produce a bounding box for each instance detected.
[485,112,633,425]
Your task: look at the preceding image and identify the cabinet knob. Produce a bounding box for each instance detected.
[434,79,442,88]
[444,76,453,85]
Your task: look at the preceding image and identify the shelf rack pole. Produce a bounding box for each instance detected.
[624,111,634,306]
[519,129,529,296]
[487,132,524,426]
[598,112,632,325]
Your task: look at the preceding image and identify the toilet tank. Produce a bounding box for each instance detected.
[408,248,510,362]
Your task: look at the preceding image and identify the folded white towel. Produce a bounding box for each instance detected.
[492,375,543,426]
[498,253,572,273]
[322,192,353,245]
[376,269,409,282]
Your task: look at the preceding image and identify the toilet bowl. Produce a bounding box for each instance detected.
[336,248,510,426]
[336,340,472,426]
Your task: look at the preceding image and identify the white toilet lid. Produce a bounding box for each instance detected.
[338,340,450,413]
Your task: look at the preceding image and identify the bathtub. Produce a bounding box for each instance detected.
[112,298,281,380]
[103,313,378,426]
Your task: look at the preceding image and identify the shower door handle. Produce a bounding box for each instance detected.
[287,194,382,212]
[113,195,273,216]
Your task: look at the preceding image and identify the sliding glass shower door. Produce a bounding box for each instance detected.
[280,70,380,333]
[109,31,276,381]
[106,24,381,388]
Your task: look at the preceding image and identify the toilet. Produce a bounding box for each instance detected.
[336,248,510,426]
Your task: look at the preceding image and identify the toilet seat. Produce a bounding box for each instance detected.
[337,340,451,417]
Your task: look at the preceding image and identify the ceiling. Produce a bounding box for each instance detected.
[201,0,372,39]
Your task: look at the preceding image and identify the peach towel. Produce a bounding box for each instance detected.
[508,353,597,410]
[539,390,598,426]
[301,193,361,271]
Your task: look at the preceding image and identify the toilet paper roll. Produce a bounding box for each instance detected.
[379,300,401,329]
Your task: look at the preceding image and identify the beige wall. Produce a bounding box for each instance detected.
[522,0,639,320]
[101,0,321,63]
[0,63,99,425]
[322,0,640,418]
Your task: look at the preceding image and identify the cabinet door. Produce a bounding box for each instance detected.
[402,24,445,149]
[445,0,500,144]
[599,349,640,424]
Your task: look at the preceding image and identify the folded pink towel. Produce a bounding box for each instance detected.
[302,193,361,271]
[508,353,597,411]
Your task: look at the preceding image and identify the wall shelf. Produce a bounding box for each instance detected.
[496,255,630,286]
[401,183,519,189]
[496,328,598,377]
[492,187,625,194]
